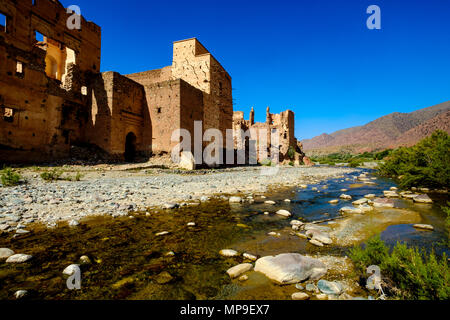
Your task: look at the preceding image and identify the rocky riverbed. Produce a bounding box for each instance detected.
[0,166,357,233]
[0,165,448,300]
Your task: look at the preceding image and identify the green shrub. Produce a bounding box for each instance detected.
[40,168,63,182]
[0,167,22,186]
[287,146,296,160]
[348,159,361,168]
[260,159,272,166]
[349,235,449,300]
[378,130,450,189]
[289,161,295,166]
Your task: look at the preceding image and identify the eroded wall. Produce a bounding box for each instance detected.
[0,0,101,162]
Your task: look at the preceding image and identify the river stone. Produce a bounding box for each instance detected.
[317,280,344,295]
[276,210,291,217]
[383,191,400,198]
[352,198,368,205]
[306,230,332,245]
[14,290,28,299]
[316,294,328,300]
[229,196,242,203]
[219,249,239,257]
[339,194,352,200]
[402,193,419,199]
[340,206,362,214]
[243,253,257,261]
[290,220,303,226]
[292,292,309,300]
[372,198,395,208]
[226,263,253,278]
[413,224,434,231]
[309,239,324,247]
[178,151,196,170]
[6,254,33,263]
[79,255,92,265]
[358,204,373,212]
[328,200,339,204]
[63,264,80,276]
[0,248,15,259]
[264,200,276,205]
[155,271,174,284]
[156,231,169,236]
[364,194,376,199]
[254,253,327,284]
[413,194,433,204]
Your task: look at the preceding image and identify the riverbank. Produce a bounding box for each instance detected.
[0,166,359,233]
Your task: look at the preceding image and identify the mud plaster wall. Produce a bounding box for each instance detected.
[0,0,101,162]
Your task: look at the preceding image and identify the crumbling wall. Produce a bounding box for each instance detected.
[0,0,101,162]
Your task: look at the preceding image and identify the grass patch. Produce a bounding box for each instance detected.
[349,235,449,300]
[0,167,23,186]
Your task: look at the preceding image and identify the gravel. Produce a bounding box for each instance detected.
[0,166,358,232]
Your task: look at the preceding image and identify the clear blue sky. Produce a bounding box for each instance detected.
[61,0,450,140]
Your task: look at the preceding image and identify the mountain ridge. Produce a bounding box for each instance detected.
[301,101,450,154]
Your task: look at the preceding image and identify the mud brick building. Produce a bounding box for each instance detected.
[233,107,305,164]
[0,0,232,163]
[1,0,305,165]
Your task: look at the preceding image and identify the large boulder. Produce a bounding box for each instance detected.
[254,253,327,284]
[303,156,314,166]
[178,151,196,170]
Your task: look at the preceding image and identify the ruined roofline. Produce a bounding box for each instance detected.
[40,0,101,31]
[174,37,232,81]
[235,108,295,121]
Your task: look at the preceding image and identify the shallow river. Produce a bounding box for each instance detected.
[0,169,448,300]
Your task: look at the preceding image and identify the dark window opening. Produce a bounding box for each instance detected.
[3,107,14,123]
[0,13,7,33]
[125,132,137,162]
[219,82,223,95]
[157,107,162,114]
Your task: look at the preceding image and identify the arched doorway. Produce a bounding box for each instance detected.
[124,132,137,162]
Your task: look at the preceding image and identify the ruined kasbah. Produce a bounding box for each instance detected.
[0,0,310,167]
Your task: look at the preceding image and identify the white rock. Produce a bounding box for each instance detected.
[229,196,242,203]
[340,206,362,214]
[284,199,291,202]
[276,210,291,217]
[14,290,28,299]
[316,294,328,300]
[254,253,327,284]
[328,199,339,204]
[6,254,33,263]
[290,220,303,226]
[264,200,276,205]
[358,204,373,212]
[352,198,368,205]
[239,275,249,281]
[372,198,395,208]
[69,219,79,227]
[364,194,376,199]
[187,222,196,227]
[292,292,309,300]
[226,263,253,278]
[243,253,257,261]
[0,248,15,259]
[63,264,80,276]
[413,194,433,204]
[156,231,169,236]
[309,239,324,247]
[413,224,434,231]
[340,194,352,200]
[219,249,239,257]
[178,151,196,170]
